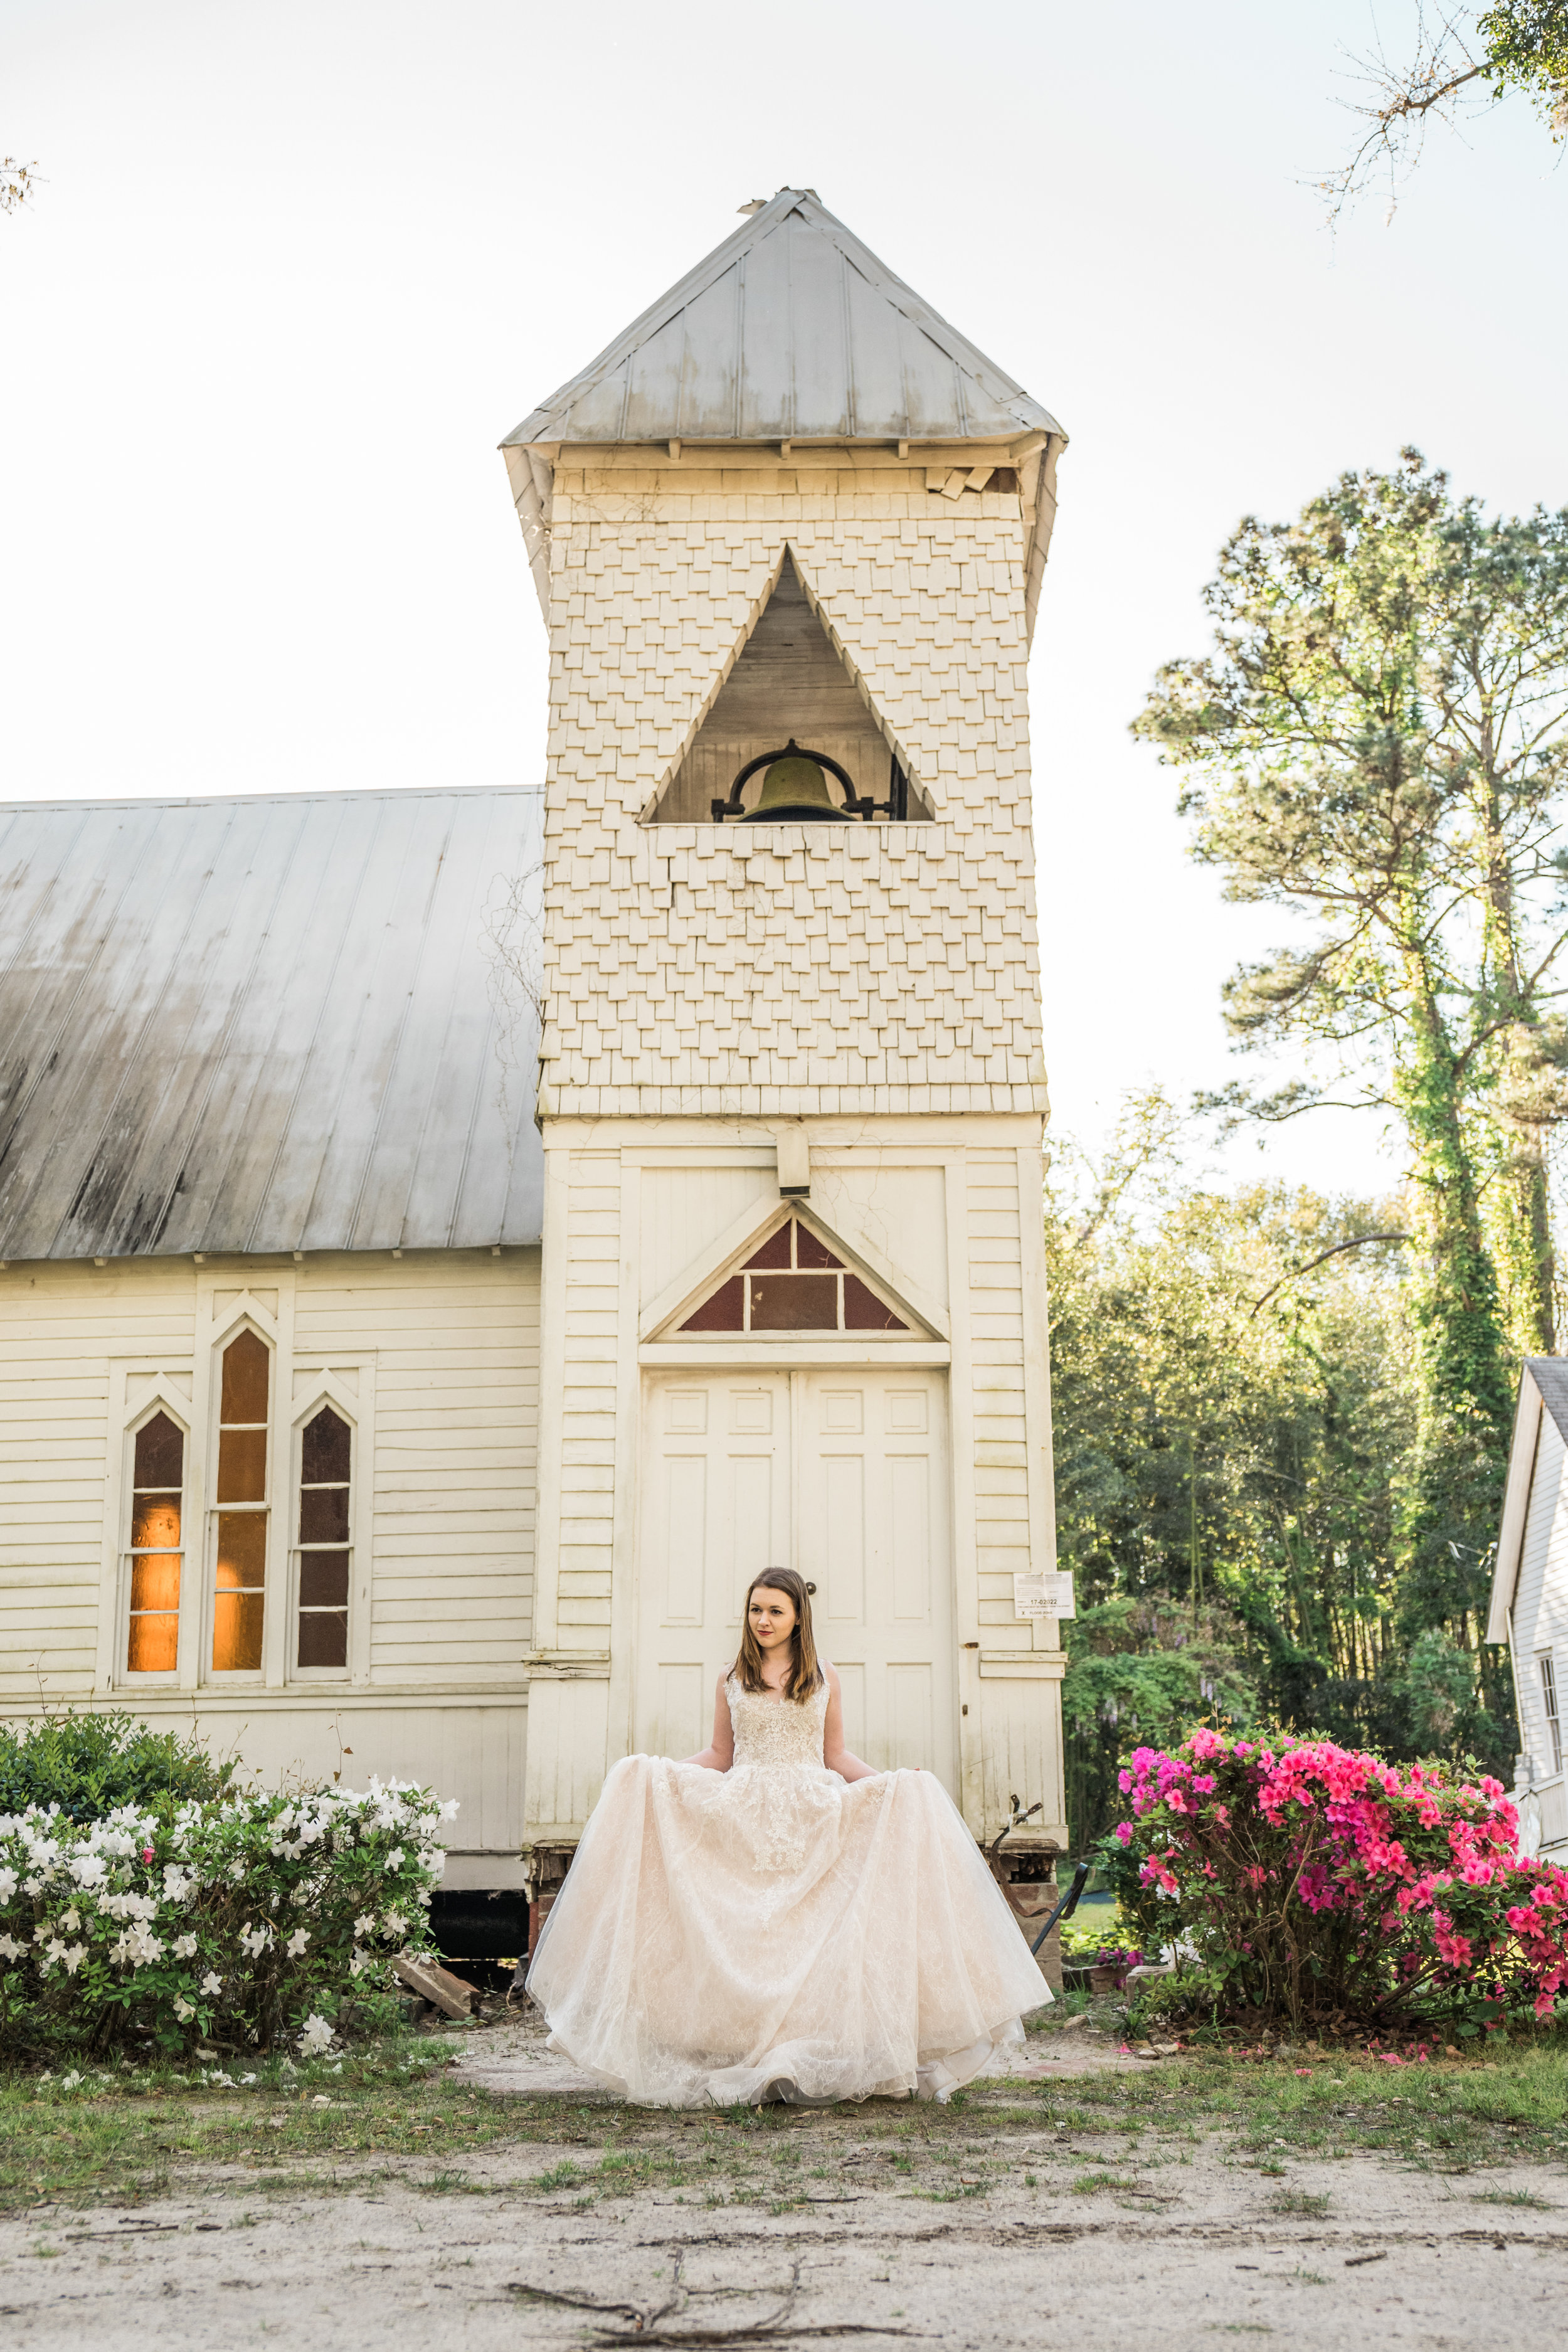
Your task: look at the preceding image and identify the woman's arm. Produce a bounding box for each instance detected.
[821,1663,881,1782]
[682,1671,736,1772]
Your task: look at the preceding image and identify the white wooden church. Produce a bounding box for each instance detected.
[0,189,1071,1931]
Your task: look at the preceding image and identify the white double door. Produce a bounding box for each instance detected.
[636,1369,955,1789]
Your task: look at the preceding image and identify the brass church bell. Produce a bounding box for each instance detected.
[734,741,857,823]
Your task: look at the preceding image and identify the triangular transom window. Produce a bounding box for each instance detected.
[678,1217,910,1334]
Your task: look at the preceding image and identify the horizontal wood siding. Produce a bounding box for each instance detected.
[0,1261,196,1701]
[0,1250,539,1702]
[1516,1415,1568,1779]
[302,1256,536,1682]
[967,1149,1034,1645]
[558,1155,620,1642]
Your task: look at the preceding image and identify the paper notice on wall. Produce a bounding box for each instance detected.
[1013,1571,1076,1621]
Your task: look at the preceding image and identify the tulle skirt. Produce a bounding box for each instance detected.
[525,1756,1051,2107]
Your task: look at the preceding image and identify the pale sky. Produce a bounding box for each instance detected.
[4,1,1565,1203]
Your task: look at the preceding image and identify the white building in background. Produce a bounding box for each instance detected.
[1489,1359,1568,1858]
[1,188,1072,1942]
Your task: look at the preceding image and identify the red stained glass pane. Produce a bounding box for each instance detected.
[297,1609,348,1669]
[844,1276,906,1331]
[129,1554,181,1613]
[220,1329,270,1423]
[681,1276,744,1332]
[793,1225,841,1270]
[748,1273,839,1330]
[216,1426,267,1502]
[127,1613,179,1673]
[212,1589,264,1672]
[744,1225,793,1269]
[215,1511,267,1590]
[133,1411,184,1490]
[299,1551,349,1609]
[130,1495,181,1550]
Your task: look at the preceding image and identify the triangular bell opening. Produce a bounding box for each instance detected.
[645,553,930,824]
[655,1207,930,1338]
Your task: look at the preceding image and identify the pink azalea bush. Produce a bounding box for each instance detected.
[1105,1727,1568,2031]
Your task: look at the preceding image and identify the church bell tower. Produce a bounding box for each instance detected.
[502,188,1071,1900]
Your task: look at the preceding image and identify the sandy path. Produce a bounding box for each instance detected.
[3,2065,1564,2351]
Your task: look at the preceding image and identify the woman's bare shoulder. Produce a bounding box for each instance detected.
[821,1659,840,1690]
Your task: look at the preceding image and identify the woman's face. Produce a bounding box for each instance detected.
[748,1586,797,1653]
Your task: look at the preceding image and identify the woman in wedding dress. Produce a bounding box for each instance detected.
[525,1569,1051,2107]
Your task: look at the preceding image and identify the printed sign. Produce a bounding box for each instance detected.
[1012,1570,1076,1622]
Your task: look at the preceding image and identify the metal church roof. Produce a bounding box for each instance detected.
[0,788,543,1263]
[502,188,1067,638]
[504,187,1063,452]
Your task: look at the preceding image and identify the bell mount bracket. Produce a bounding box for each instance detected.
[710,739,876,823]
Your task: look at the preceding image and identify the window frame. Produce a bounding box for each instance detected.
[202,1318,278,1687]
[286,1375,367,1685]
[114,1395,193,1688]
[1541,1651,1563,1777]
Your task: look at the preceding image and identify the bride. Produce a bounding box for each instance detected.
[525,1567,1051,2107]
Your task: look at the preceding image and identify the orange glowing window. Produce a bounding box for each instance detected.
[213,1329,270,1672]
[126,1411,184,1674]
[679,1221,908,1333]
[297,1405,351,1671]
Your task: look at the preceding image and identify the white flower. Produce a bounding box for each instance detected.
[289,1883,312,1906]
[68,1853,107,1890]
[0,1867,16,1902]
[238,1921,273,1958]
[200,1970,223,1996]
[172,1933,199,1959]
[173,1994,196,2023]
[109,1925,164,1969]
[299,2013,335,2055]
[60,1906,80,1931]
[60,2070,83,2092]
[209,2069,235,2087]
[240,2073,257,2085]
[384,1848,405,1871]
[285,1928,309,1959]
[0,1934,24,1961]
[229,1860,245,1882]
[349,1946,371,1977]
[162,1866,196,1902]
[61,1942,87,1976]
[353,1913,376,1938]
[381,1910,407,1939]
[440,1799,460,1821]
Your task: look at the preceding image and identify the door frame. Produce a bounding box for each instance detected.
[633,1360,958,1784]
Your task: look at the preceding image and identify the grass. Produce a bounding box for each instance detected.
[3,2020,1567,2217]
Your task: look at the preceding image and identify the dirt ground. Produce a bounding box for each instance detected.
[3,2013,1565,2350]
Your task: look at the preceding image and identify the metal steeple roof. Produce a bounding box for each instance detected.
[502,187,1064,450]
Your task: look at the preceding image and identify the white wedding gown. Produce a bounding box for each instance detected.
[525,1673,1051,2107]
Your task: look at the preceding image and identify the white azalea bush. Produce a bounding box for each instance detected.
[0,1777,453,2060]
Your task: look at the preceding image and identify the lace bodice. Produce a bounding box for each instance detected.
[726,1673,829,1771]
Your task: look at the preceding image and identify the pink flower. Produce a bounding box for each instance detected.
[141,1848,154,1863]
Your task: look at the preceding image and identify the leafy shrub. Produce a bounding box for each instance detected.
[1104,1726,1568,2032]
[0,1712,235,1822]
[0,1777,453,2060]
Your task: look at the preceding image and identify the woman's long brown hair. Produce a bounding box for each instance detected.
[735,1567,822,1701]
